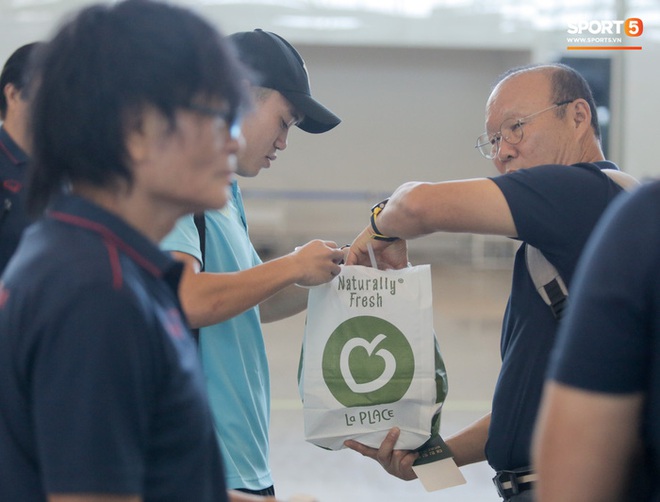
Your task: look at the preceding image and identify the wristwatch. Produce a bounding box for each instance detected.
[370,199,399,242]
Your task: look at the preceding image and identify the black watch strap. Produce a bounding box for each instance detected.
[370,199,399,242]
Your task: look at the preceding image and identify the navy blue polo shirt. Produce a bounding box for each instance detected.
[548,181,660,499]
[485,162,624,472]
[0,194,228,502]
[0,124,30,275]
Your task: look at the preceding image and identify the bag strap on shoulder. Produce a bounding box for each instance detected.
[193,212,206,271]
[191,212,206,343]
[600,168,640,191]
[525,245,569,319]
[526,169,640,320]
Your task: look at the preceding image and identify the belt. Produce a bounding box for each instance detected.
[492,468,538,499]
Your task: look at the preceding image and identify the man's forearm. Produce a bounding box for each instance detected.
[374,179,517,240]
[178,254,302,328]
[260,283,309,323]
[445,413,490,467]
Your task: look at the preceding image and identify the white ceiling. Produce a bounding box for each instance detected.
[1,0,658,61]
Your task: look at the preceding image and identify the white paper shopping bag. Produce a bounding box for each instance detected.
[298,264,448,451]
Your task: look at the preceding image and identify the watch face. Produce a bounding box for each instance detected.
[371,198,389,214]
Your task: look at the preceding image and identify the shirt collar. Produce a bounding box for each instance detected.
[47,194,182,284]
[0,125,29,165]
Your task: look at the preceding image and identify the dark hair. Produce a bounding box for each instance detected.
[496,63,601,139]
[27,0,250,215]
[549,64,601,139]
[0,42,43,119]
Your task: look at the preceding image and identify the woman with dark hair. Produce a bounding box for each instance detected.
[0,1,284,501]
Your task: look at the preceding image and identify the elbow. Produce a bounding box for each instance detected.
[179,299,209,329]
[183,299,234,329]
[178,285,229,328]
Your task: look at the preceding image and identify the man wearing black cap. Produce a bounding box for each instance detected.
[0,42,42,275]
[161,29,342,496]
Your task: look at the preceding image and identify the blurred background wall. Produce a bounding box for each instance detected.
[1,0,657,261]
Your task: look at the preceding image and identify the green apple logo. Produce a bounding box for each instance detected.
[322,316,415,407]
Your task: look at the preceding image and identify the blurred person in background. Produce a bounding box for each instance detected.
[0,41,42,274]
[0,1,297,501]
[534,180,658,502]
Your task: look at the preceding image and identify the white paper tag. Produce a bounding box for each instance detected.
[412,456,466,492]
[411,435,466,492]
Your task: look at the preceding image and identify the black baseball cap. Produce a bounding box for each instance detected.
[229,29,340,134]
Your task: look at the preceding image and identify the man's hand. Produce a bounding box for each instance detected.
[290,240,344,286]
[344,427,419,481]
[345,227,409,270]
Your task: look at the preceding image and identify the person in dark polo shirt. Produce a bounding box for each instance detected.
[343,64,627,501]
[0,1,289,501]
[0,42,42,274]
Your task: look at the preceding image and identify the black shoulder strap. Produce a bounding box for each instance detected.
[193,212,206,271]
[191,212,206,343]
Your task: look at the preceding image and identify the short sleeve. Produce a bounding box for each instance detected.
[161,214,203,264]
[491,163,622,278]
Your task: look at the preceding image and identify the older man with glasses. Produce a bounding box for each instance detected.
[343,63,628,501]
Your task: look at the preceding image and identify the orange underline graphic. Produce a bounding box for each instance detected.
[567,46,643,51]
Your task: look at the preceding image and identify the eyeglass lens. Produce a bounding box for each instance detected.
[475,101,574,160]
[477,118,524,159]
[186,104,242,140]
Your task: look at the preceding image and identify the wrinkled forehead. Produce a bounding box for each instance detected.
[484,71,552,131]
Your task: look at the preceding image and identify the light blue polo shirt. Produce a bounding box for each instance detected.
[161,180,272,491]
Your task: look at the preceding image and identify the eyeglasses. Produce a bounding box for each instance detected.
[185,103,242,140]
[475,99,575,160]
